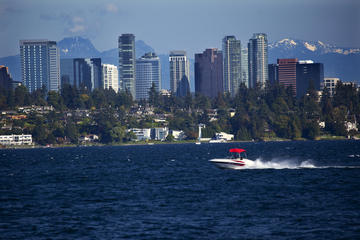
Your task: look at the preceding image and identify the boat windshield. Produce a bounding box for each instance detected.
[229,152,247,159]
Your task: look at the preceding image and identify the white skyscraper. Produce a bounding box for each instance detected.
[169,51,190,97]
[102,64,119,93]
[248,33,268,88]
[20,40,60,92]
[136,53,161,100]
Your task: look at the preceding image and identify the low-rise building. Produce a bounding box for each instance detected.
[151,127,169,141]
[214,132,234,141]
[346,121,358,132]
[323,78,340,96]
[10,115,27,120]
[170,130,186,141]
[129,128,151,141]
[160,89,171,97]
[79,134,99,143]
[0,134,32,145]
[18,105,54,114]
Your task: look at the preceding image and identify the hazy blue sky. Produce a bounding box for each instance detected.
[1,0,359,57]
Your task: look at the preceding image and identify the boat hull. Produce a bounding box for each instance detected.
[209,158,254,169]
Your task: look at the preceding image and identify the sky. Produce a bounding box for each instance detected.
[0,0,359,58]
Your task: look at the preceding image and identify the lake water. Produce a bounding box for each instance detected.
[1,140,360,239]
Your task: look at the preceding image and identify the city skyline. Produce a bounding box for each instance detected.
[14,34,331,97]
[0,0,359,58]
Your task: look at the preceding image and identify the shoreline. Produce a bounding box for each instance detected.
[0,135,357,150]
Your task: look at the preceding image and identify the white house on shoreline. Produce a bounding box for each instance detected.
[0,134,32,146]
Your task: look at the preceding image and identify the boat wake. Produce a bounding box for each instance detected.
[241,158,315,169]
[242,158,360,170]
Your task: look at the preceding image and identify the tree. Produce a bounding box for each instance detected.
[61,84,78,109]
[194,93,210,110]
[65,121,79,144]
[47,91,64,110]
[0,87,8,109]
[327,106,347,136]
[288,117,302,139]
[116,90,133,109]
[14,85,30,106]
[302,120,320,140]
[148,82,159,106]
[165,134,175,142]
[236,127,251,140]
[91,89,107,109]
[31,85,47,106]
[33,123,48,145]
[213,92,227,109]
[109,125,126,143]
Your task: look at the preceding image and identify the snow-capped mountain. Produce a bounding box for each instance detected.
[269,38,360,55]
[268,38,360,82]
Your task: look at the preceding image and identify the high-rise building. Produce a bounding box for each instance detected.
[60,59,75,86]
[296,60,324,98]
[60,58,102,91]
[169,51,190,97]
[0,65,13,90]
[248,33,268,88]
[85,58,102,91]
[20,40,60,92]
[118,34,136,97]
[241,48,249,88]
[222,36,241,96]
[195,48,223,98]
[268,59,324,98]
[102,64,119,93]
[324,77,340,96]
[278,58,298,95]
[268,63,278,85]
[135,52,161,100]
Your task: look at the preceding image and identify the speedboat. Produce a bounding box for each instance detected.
[209,148,254,169]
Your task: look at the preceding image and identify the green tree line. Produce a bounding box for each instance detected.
[0,81,359,145]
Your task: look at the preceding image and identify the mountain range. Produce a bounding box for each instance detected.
[1,36,359,91]
[268,38,360,83]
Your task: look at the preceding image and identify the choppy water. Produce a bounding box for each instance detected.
[1,140,360,239]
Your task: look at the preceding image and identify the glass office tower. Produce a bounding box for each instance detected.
[60,58,102,91]
[241,48,249,88]
[136,52,161,100]
[118,34,136,98]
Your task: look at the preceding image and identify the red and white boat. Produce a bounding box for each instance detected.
[209,148,254,169]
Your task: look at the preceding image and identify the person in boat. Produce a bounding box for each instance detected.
[234,152,244,160]
[231,152,241,159]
